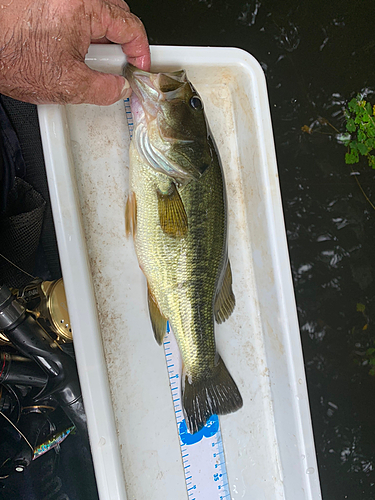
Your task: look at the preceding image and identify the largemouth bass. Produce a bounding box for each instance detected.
[124,64,243,433]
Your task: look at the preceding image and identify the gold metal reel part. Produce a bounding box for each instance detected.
[0,278,73,344]
[38,279,73,343]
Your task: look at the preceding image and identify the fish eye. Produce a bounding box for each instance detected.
[190,96,203,110]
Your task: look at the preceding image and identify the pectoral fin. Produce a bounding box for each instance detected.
[214,260,235,324]
[157,183,188,238]
[147,286,167,345]
[125,192,137,238]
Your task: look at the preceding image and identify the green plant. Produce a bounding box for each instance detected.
[301,95,375,209]
[342,96,375,168]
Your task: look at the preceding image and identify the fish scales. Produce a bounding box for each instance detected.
[129,140,225,376]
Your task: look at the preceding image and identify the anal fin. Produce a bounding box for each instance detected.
[147,286,167,345]
[214,260,235,324]
[157,182,188,238]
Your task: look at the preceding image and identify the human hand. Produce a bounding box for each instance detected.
[0,0,150,105]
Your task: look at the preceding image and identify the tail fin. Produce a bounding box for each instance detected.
[182,356,243,434]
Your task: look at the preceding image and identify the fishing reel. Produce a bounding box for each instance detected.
[0,277,73,346]
[0,279,89,478]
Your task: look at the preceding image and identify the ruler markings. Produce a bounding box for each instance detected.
[124,98,133,139]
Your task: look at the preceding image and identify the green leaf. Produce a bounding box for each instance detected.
[355,113,365,125]
[345,152,359,164]
[357,303,366,312]
[346,119,356,132]
[369,368,375,376]
[369,358,375,366]
[358,130,366,142]
[366,348,375,356]
[357,142,369,155]
[368,155,375,168]
[348,98,359,112]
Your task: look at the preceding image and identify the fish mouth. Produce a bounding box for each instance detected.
[124,65,158,110]
[124,64,188,120]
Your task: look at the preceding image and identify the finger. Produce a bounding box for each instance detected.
[91,38,112,44]
[125,51,151,72]
[68,63,132,105]
[122,33,151,71]
[106,0,131,11]
[91,2,150,71]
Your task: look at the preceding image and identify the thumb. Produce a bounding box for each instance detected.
[69,63,131,105]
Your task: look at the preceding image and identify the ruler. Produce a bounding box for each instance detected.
[164,324,231,499]
[124,98,231,500]
[124,98,134,138]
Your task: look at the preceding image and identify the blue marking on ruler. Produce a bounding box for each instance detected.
[179,415,219,446]
[123,97,133,139]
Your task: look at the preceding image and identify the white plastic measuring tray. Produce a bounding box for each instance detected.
[37,45,322,500]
